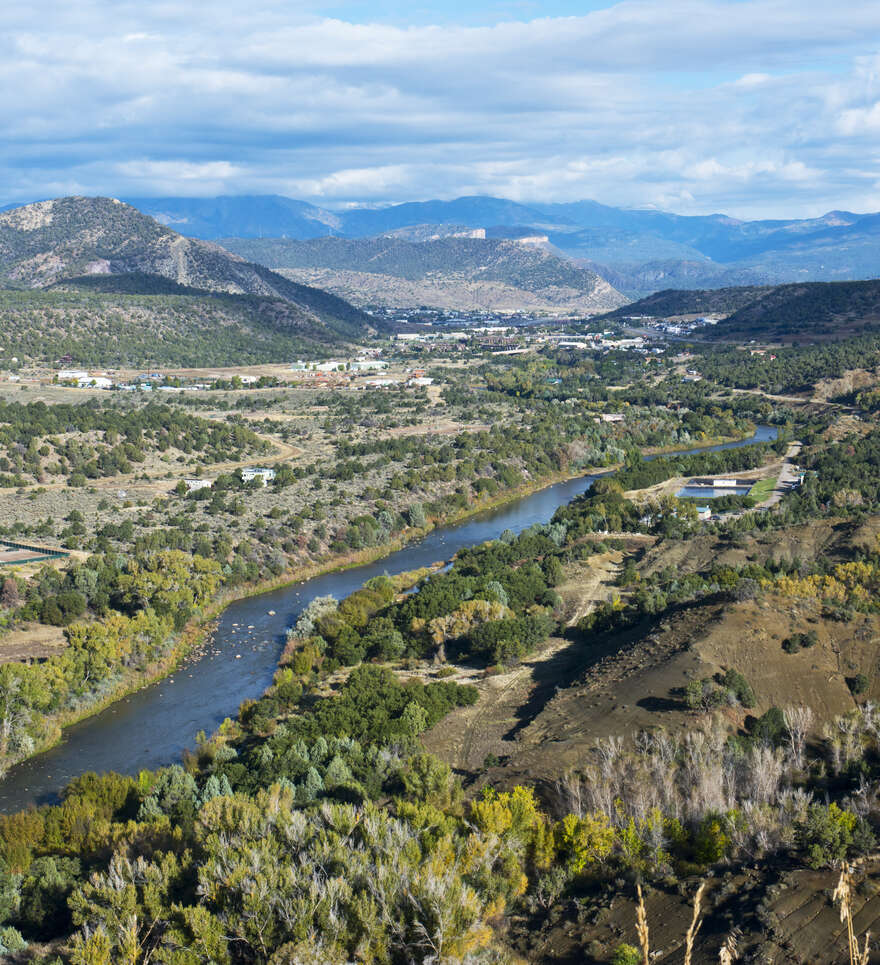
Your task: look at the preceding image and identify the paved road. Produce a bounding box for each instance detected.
[714,441,803,522]
[759,441,803,508]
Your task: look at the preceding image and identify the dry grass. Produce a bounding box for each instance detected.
[718,932,738,964]
[629,872,872,964]
[834,865,871,965]
[683,881,705,965]
[635,883,650,965]
[632,881,747,964]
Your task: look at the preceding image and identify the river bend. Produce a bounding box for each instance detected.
[0,425,777,812]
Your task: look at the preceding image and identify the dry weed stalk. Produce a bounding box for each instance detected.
[718,932,738,964]
[833,865,871,965]
[684,881,706,965]
[632,879,715,964]
[635,883,650,965]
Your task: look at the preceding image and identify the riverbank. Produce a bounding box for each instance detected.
[1,425,764,780]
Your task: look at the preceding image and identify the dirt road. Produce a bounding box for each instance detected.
[757,440,803,509]
[422,552,624,773]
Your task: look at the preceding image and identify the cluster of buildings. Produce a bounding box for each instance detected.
[368,307,542,328]
[53,357,435,394]
[182,466,276,494]
[390,324,660,359]
[625,315,721,337]
[55,370,268,392]
[289,358,434,389]
[56,369,116,389]
[290,358,388,374]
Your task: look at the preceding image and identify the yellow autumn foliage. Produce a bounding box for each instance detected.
[769,560,880,607]
[554,812,615,873]
[425,598,512,646]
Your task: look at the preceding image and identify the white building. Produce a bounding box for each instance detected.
[600,338,646,350]
[183,478,212,493]
[57,370,89,381]
[242,467,276,486]
[76,376,114,389]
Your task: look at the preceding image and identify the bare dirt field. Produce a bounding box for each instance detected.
[514,856,880,964]
[425,518,880,796]
[422,551,624,773]
[812,365,879,401]
[0,623,67,664]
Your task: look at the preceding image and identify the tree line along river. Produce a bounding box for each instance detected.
[0,425,778,813]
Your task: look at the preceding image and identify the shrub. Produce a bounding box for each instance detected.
[0,927,27,955]
[611,943,641,965]
[750,706,786,745]
[17,856,81,939]
[799,802,857,868]
[731,577,759,601]
[693,813,730,864]
[685,678,706,711]
[407,503,426,528]
[783,630,819,654]
[722,668,756,708]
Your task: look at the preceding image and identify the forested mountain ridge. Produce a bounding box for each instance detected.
[603,278,880,342]
[0,285,348,366]
[715,279,880,339]
[128,194,571,239]
[601,285,775,320]
[0,197,377,340]
[220,235,627,312]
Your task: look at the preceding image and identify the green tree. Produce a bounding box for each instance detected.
[799,803,857,868]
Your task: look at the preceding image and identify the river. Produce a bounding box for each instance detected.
[0,425,777,812]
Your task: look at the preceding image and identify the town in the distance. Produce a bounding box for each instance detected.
[0,192,878,964]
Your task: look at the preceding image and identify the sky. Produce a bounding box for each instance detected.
[2,0,880,218]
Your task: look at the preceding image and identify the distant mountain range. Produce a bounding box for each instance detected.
[0,197,376,343]
[221,236,626,313]
[4,194,879,320]
[116,194,880,298]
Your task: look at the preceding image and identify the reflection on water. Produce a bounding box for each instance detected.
[676,486,752,498]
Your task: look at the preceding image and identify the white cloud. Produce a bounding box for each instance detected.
[116,160,244,182]
[734,73,773,87]
[1,0,880,216]
[838,102,880,135]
